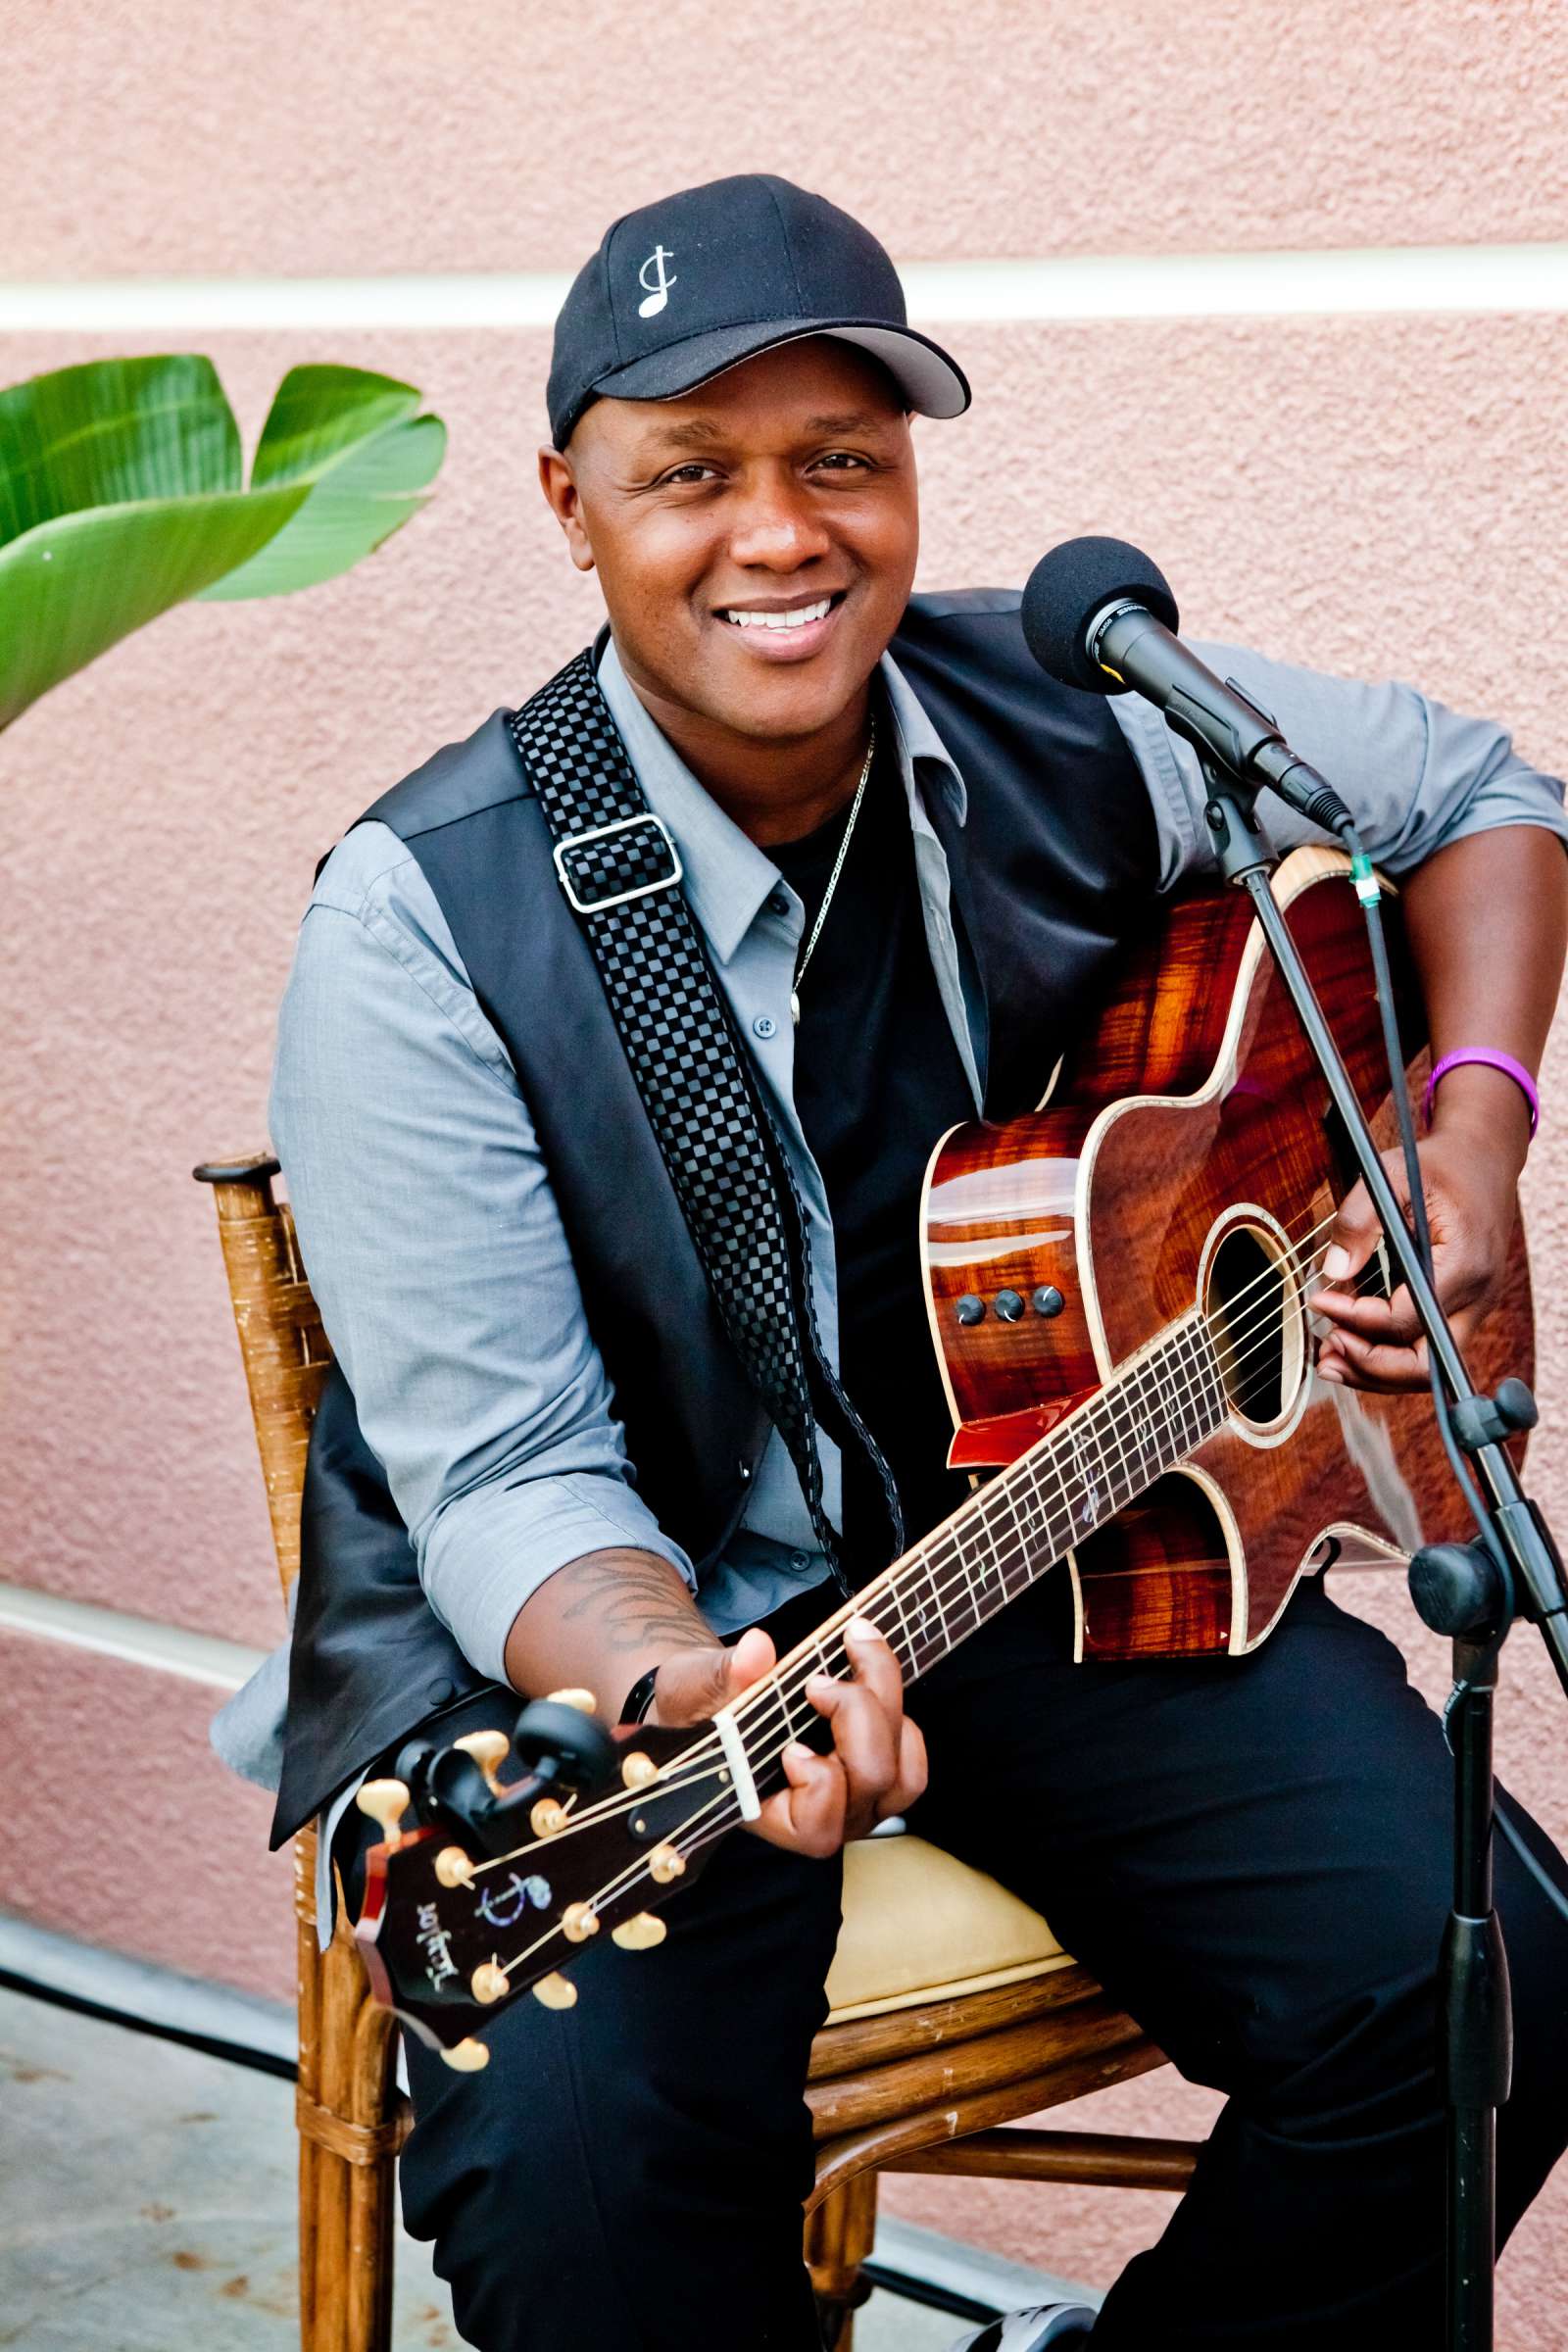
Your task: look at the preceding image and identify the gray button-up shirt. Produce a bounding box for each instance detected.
[213,626,1567,1804]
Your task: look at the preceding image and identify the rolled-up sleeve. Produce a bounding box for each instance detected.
[269,825,694,1685]
[1110,642,1568,890]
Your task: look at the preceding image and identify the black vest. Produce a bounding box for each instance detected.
[270,590,1156,1845]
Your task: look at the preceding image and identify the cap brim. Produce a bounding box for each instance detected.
[591,318,970,421]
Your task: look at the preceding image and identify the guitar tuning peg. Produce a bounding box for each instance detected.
[434,1845,475,1888]
[561,1902,600,1943]
[531,1796,568,1838]
[545,1687,598,1714]
[612,1912,667,1951]
[531,1972,578,2010]
[648,1843,687,1885]
[470,1961,509,2005]
[454,1729,510,1791]
[356,1778,411,1844]
[620,1750,658,1790]
[440,2037,491,2072]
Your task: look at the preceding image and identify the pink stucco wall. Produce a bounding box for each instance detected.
[9,0,1568,271]
[4,3,1568,2334]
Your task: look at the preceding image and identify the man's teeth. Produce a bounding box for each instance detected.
[722,599,833,631]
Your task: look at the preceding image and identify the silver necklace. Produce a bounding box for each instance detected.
[789,721,875,1025]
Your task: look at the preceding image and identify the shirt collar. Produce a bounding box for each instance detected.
[878,647,968,829]
[594,633,968,965]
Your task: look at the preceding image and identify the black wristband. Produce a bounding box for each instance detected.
[618,1664,662,1726]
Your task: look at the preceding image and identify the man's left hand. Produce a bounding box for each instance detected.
[1313,1125,1523,1395]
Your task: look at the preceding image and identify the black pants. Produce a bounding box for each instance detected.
[348,1572,1568,2350]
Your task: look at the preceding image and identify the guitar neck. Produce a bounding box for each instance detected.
[700,1309,1229,1834]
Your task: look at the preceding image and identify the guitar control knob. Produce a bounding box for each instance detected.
[454,1730,511,1790]
[648,1844,687,1885]
[532,1972,578,2010]
[955,1295,985,1326]
[434,1846,475,1888]
[612,1912,667,1951]
[562,1902,600,1943]
[440,2037,492,2071]
[470,1962,509,2005]
[1032,1286,1065,1318]
[994,1289,1024,1322]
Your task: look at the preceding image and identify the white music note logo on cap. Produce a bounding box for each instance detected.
[637,244,676,319]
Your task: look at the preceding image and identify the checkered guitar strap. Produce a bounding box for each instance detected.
[510,647,905,1594]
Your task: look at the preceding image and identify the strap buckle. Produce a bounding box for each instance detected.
[552,812,684,915]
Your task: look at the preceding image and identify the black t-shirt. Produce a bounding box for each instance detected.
[769,728,976,1583]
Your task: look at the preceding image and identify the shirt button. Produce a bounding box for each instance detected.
[766,891,790,917]
[753,1014,778,1040]
[791,1552,813,1573]
[426,1679,455,1707]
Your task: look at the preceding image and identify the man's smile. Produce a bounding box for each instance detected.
[712,588,848,660]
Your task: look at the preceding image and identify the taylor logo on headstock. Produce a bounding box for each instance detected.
[416,1901,459,1991]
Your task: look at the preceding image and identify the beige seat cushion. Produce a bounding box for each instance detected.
[824,1835,1070,2024]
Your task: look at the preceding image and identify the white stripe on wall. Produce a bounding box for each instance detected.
[1,242,1566,334]
[0,1582,267,1690]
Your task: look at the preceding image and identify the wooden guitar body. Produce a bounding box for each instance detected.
[923,847,1533,1661]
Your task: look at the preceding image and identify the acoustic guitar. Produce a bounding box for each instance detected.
[353,846,1532,2065]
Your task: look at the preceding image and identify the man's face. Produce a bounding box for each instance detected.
[540,339,919,745]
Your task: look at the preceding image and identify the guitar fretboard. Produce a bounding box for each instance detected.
[706,1309,1229,1826]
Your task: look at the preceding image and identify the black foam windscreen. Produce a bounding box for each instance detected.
[1020,536,1181,694]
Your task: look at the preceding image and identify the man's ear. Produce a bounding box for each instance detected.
[537,445,596,574]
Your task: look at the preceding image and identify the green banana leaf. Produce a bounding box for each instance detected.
[0,355,446,732]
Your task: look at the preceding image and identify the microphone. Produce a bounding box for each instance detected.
[1020,535,1352,839]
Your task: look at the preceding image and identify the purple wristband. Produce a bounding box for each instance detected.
[1423,1049,1540,1138]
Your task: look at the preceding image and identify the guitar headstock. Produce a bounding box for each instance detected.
[353,1716,724,2065]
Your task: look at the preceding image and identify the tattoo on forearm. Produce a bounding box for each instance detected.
[555,1550,713,1656]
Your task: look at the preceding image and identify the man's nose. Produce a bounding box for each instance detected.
[726,474,832,570]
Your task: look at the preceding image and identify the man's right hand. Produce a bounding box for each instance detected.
[651,1615,927,1859]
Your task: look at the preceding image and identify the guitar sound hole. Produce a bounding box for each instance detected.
[1204,1221,1303,1431]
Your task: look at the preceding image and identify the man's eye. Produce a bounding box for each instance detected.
[812,451,870,471]
[658,463,718,486]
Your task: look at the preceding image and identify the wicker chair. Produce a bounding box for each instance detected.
[196,1151,1198,2351]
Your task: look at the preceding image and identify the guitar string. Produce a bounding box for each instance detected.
[721,1200,1363,1725]
[489,1220,1371,1899]
[494,1778,749,1982]
[466,1211,1385,1899]
[494,1265,1322,1971]
[466,963,1430,1969]
[471,1311,1228,1886]
[722,1273,1377,1776]
[496,1250,1298,1984]
[724,1321,1229,1757]
[476,1199,1382,1881]
[478,1190,1360,1881]
[490,1258,1393,1981]
[646,1236,1367,1897]
[642,1207,1384,1805]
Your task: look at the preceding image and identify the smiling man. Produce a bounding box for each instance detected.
[538,339,923,850]
[255,176,1568,2349]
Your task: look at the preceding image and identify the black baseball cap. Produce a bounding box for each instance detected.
[547,173,970,448]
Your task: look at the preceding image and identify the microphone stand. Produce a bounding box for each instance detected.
[1200,763,1568,2352]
